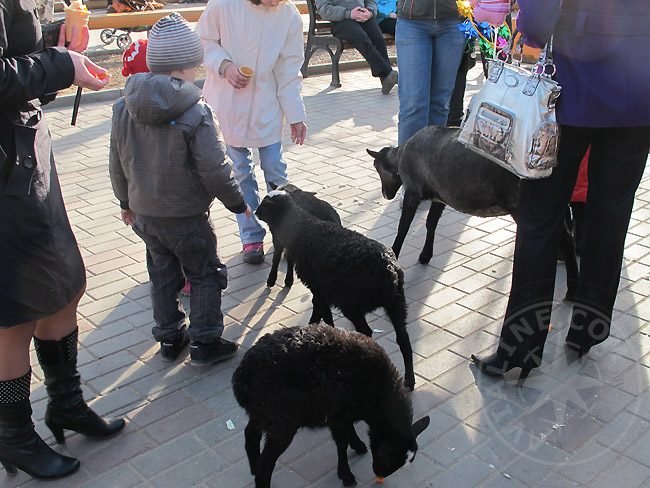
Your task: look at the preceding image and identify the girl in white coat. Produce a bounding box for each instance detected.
[198,0,307,264]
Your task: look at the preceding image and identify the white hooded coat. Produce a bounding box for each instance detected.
[197,0,306,148]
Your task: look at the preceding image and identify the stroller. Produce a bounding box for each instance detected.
[102,0,163,50]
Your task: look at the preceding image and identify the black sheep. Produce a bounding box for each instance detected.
[232,324,430,488]
[255,191,415,390]
[266,182,342,288]
[367,125,579,301]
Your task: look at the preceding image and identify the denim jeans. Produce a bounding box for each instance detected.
[226,142,289,245]
[132,213,228,344]
[395,17,466,145]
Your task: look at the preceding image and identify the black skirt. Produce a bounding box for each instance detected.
[0,118,85,328]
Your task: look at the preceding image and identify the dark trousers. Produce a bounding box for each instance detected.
[497,125,650,362]
[447,48,476,127]
[132,212,228,344]
[377,17,396,36]
[331,19,392,79]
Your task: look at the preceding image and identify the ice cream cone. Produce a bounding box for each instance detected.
[239,66,254,81]
[64,0,90,44]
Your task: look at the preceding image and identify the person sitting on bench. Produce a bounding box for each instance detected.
[315,0,398,94]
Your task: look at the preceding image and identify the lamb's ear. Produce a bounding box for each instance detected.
[412,416,430,437]
[366,149,380,159]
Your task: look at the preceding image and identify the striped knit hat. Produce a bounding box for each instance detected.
[146,12,204,73]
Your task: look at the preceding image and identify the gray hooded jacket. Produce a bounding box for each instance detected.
[109,73,246,218]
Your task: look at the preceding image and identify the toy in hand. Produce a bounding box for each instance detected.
[470,0,509,25]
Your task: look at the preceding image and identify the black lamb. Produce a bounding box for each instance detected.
[266,182,342,288]
[232,324,430,488]
[367,124,579,301]
[255,191,415,390]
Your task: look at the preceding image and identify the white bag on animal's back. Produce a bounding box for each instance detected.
[459,58,561,179]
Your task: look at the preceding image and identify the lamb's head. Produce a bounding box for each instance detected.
[367,147,402,200]
[255,190,293,228]
[369,415,430,479]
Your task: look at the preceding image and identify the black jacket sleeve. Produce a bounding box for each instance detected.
[0,0,75,106]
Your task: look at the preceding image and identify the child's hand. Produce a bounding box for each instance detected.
[290,121,307,145]
[224,63,250,90]
[121,209,135,226]
[243,204,252,218]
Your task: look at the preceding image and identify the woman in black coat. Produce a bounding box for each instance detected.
[0,1,125,480]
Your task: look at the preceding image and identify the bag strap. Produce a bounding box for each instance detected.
[500,28,555,79]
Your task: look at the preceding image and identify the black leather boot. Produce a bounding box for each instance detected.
[0,371,80,479]
[34,329,125,444]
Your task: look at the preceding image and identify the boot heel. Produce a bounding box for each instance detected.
[517,365,533,388]
[46,420,65,444]
[1,459,17,475]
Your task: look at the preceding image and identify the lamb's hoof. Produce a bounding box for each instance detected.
[266,276,277,287]
[352,442,367,455]
[405,378,415,391]
[418,253,432,264]
[284,277,293,288]
[340,473,357,487]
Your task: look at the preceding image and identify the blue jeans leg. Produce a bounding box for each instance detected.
[396,18,466,145]
[227,142,288,245]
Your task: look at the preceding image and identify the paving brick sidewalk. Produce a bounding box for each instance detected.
[10,65,650,488]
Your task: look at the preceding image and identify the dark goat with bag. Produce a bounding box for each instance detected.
[367,125,579,301]
[266,182,341,288]
[255,191,415,389]
[232,324,430,488]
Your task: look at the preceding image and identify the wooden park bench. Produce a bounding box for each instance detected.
[300,0,394,88]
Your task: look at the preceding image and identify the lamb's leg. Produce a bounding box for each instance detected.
[267,237,283,287]
[348,424,367,454]
[310,294,334,325]
[392,191,420,258]
[347,312,373,337]
[244,421,263,475]
[419,201,445,264]
[560,209,580,302]
[329,423,357,487]
[255,430,296,488]
[386,297,415,390]
[284,254,294,288]
[321,304,335,326]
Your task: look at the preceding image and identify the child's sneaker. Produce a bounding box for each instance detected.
[180,280,191,296]
[189,338,239,365]
[160,330,190,362]
[242,242,264,264]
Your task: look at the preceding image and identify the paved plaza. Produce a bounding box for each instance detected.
[8,63,650,488]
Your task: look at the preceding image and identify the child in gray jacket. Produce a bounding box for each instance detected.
[109,13,251,365]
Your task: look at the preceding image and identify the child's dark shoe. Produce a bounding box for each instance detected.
[160,330,190,362]
[242,242,264,264]
[190,338,238,365]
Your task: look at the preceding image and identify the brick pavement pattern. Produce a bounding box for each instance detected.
[9,65,650,488]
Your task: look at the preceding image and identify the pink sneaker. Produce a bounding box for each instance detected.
[243,242,264,264]
[180,280,191,296]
